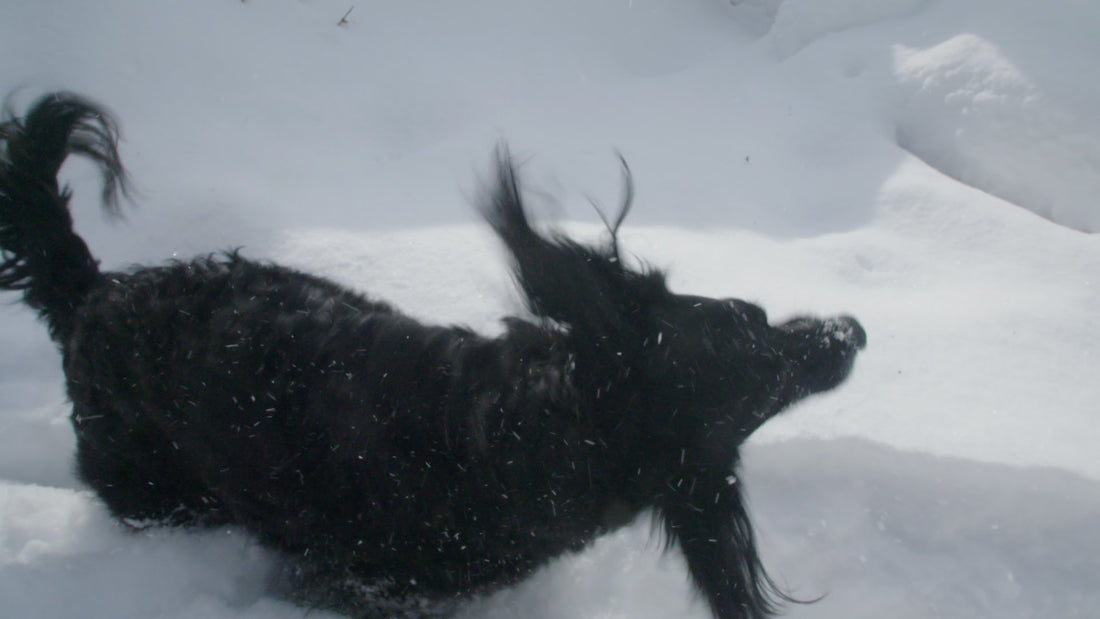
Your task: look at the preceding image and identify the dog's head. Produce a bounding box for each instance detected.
[485,149,866,618]
[639,294,865,444]
[483,149,865,451]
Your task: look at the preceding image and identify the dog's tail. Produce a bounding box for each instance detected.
[0,92,128,342]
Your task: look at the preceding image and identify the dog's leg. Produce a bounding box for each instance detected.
[71,396,223,527]
[663,470,782,619]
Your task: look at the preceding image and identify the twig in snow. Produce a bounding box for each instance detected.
[338,6,354,27]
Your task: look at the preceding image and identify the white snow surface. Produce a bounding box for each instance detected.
[2,1,1099,617]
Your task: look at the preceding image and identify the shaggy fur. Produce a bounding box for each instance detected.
[0,92,866,618]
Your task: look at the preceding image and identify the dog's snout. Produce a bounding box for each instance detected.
[829,316,867,350]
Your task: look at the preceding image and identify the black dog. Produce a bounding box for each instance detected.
[0,93,865,618]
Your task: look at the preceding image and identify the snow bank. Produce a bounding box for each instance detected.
[893,34,1100,232]
[732,0,1100,232]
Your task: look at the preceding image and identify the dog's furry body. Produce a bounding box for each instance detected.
[1,93,865,618]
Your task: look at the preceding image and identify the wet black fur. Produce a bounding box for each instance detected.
[1,92,865,618]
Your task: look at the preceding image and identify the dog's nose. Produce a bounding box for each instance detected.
[831,316,867,350]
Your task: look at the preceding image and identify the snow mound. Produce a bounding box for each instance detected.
[893,34,1100,233]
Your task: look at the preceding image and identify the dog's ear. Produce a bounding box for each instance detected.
[662,471,800,619]
[482,147,667,343]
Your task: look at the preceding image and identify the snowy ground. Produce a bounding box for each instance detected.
[2,1,1099,617]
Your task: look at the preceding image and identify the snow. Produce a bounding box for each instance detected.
[893,33,1100,232]
[1,0,1098,617]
